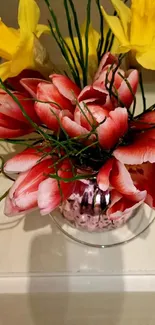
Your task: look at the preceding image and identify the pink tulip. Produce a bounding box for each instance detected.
[0,90,40,138]
[7,69,44,93]
[96,158,147,218]
[21,74,81,131]
[93,52,139,109]
[4,148,76,217]
[4,146,51,173]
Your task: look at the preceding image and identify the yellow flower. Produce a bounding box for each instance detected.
[65,21,118,81]
[101,0,155,70]
[0,0,51,81]
[65,22,100,81]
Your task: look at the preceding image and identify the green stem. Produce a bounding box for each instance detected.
[84,0,92,86]
[0,189,10,202]
[139,71,146,112]
[96,0,104,62]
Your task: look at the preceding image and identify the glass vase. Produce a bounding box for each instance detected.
[50,181,155,248]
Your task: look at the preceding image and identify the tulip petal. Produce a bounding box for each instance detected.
[130,111,155,130]
[107,196,145,220]
[0,112,27,129]
[114,131,155,164]
[35,102,60,131]
[4,147,50,173]
[0,92,39,124]
[4,195,21,217]
[0,126,32,138]
[74,103,108,131]
[98,107,128,149]
[61,116,90,138]
[14,159,54,198]
[97,158,114,191]
[110,159,146,202]
[118,70,139,108]
[50,74,81,103]
[20,78,46,97]
[37,81,74,112]
[78,85,107,104]
[129,162,155,208]
[94,52,118,81]
[38,161,75,215]
[14,191,38,210]
[94,65,125,90]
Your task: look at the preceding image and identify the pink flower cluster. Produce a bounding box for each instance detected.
[1,53,155,218]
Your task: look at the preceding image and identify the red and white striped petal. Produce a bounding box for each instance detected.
[118,70,139,108]
[0,92,39,124]
[0,112,27,129]
[97,158,114,191]
[13,160,53,198]
[61,116,91,138]
[4,147,50,174]
[13,191,38,211]
[114,131,155,164]
[35,102,61,131]
[94,66,125,90]
[130,111,155,130]
[0,126,32,138]
[129,163,155,209]
[50,74,81,103]
[107,196,145,220]
[97,107,128,149]
[78,85,107,104]
[38,160,76,215]
[94,52,118,81]
[37,82,74,112]
[110,159,146,201]
[20,78,47,98]
[4,195,21,217]
[5,159,55,216]
[74,103,108,130]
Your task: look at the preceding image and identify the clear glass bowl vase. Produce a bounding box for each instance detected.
[50,181,155,248]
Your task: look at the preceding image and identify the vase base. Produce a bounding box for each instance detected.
[50,205,155,248]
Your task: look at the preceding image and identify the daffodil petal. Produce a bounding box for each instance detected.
[111,0,131,38]
[136,47,155,70]
[9,28,20,37]
[36,24,50,38]
[0,61,12,81]
[103,20,119,54]
[101,6,128,46]
[0,20,19,59]
[87,24,100,56]
[18,0,40,34]
[130,0,155,46]
[111,37,120,54]
[11,37,35,75]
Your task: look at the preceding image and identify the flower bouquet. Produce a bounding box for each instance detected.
[0,0,155,245]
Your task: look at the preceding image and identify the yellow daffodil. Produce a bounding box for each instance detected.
[65,21,118,81]
[0,0,52,81]
[101,0,155,70]
[65,22,100,81]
